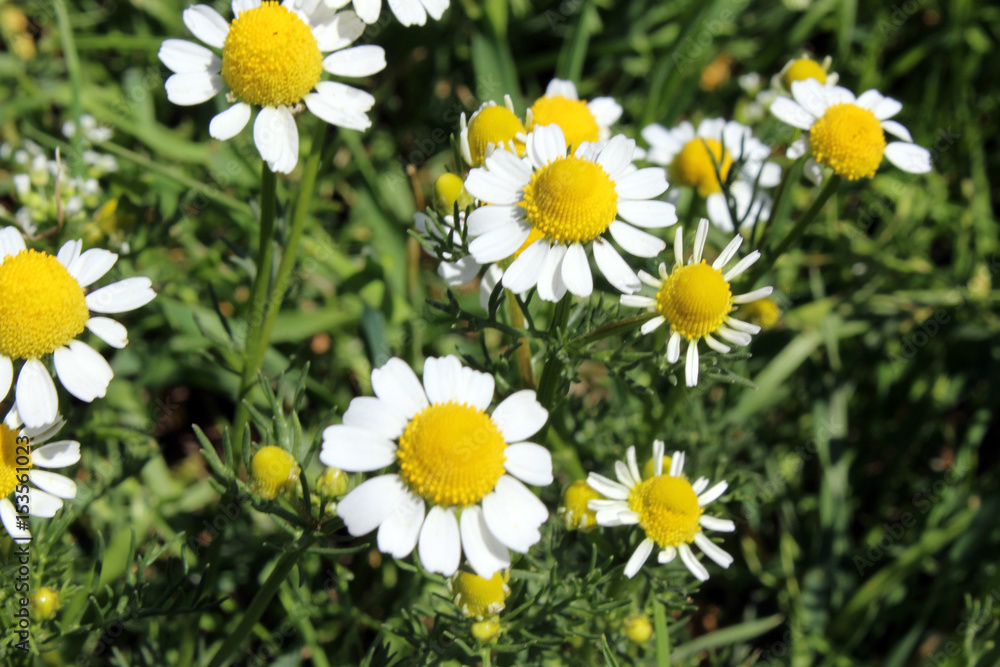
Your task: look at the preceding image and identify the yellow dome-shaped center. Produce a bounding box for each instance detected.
[0,250,89,360]
[454,571,508,618]
[528,95,600,149]
[0,424,31,498]
[468,106,526,166]
[222,1,323,108]
[397,401,506,507]
[250,445,300,500]
[669,138,733,197]
[656,261,732,340]
[520,156,618,244]
[627,475,703,547]
[782,58,827,87]
[809,103,886,181]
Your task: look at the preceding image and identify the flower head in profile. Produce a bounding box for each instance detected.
[321,356,552,578]
[460,95,527,168]
[770,79,931,183]
[464,125,677,300]
[159,0,385,173]
[0,410,80,543]
[620,219,771,387]
[641,118,781,232]
[773,54,838,91]
[0,227,156,428]
[526,79,622,150]
[587,441,735,580]
[452,570,510,619]
[311,0,448,27]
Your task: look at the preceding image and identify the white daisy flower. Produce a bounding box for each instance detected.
[587,440,735,580]
[640,118,781,232]
[620,218,771,387]
[770,79,932,183]
[526,79,622,150]
[460,95,527,168]
[0,227,157,428]
[464,124,677,300]
[303,0,448,26]
[159,0,385,174]
[772,54,839,92]
[0,409,81,544]
[321,356,553,578]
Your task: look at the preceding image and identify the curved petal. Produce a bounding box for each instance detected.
[608,221,666,258]
[502,240,549,294]
[158,39,221,74]
[86,317,128,349]
[371,357,428,420]
[503,442,553,486]
[460,505,510,579]
[418,505,461,575]
[593,239,640,293]
[30,440,81,468]
[337,474,405,535]
[624,537,655,578]
[0,497,30,543]
[209,103,252,141]
[182,5,230,49]
[491,390,547,442]
[342,396,408,440]
[422,355,464,404]
[323,45,386,77]
[560,243,593,297]
[254,106,300,174]
[164,72,224,106]
[67,248,117,287]
[86,277,156,314]
[481,475,547,553]
[16,360,58,429]
[377,487,425,558]
[884,142,931,174]
[320,425,397,471]
[28,470,77,500]
[53,341,114,402]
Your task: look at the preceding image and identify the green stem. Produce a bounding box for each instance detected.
[749,174,841,284]
[232,164,278,455]
[505,289,535,389]
[535,297,572,412]
[653,598,671,666]
[206,534,316,667]
[53,0,83,179]
[569,312,656,349]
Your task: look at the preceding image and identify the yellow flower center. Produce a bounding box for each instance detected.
[433,173,472,214]
[669,138,732,197]
[0,424,30,498]
[468,106,526,167]
[737,297,781,329]
[221,1,323,108]
[627,475,703,548]
[527,95,600,149]
[250,445,300,500]
[808,103,886,180]
[397,401,506,507]
[656,261,732,340]
[453,571,508,618]
[0,250,89,360]
[782,58,827,87]
[559,479,601,530]
[520,156,618,244]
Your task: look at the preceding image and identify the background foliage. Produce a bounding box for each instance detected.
[0,0,998,665]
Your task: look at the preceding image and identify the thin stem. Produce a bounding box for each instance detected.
[749,174,841,284]
[506,289,535,389]
[654,597,671,666]
[232,164,278,455]
[569,312,656,349]
[535,297,572,412]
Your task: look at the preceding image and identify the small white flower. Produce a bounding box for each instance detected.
[296,0,449,27]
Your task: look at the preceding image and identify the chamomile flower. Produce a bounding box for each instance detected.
[321,356,552,578]
[620,218,771,387]
[773,54,839,91]
[311,0,448,26]
[159,0,385,174]
[640,119,781,232]
[526,79,622,149]
[464,124,676,300]
[0,409,80,544]
[0,227,157,428]
[586,441,735,580]
[460,95,527,167]
[770,79,932,182]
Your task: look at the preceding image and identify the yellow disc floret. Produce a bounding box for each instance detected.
[627,475,703,547]
[782,58,827,87]
[222,1,323,108]
[0,424,30,497]
[656,261,732,340]
[669,138,733,197]
[467,106,526,166]
[251,445,300,500]
[520,156,618,244]
[528,95,600,149]
[453,570,509,618]
[396,401,506,507]
[808,103,886,180]
[0,250,89,360]
[559,479,602,531]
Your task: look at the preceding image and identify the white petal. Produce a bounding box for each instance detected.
[732,286,774,304]
[387,0,426,25]
[491,390,547,442]
[560,243,593,297]
[685,342,699,387]
[502,240,549,293]
[0,227,26,259]
[640,315,666,335]
[786,138,808,159]
[679,543,710,580]
[26,487,63,518]
[595,135,635,179]
[587,97,623,127]
[481,475,547,553]
[544,78,578,99]
[28,470,77,500]
[16,360,59,429]
[86,276,157,314]
[706,193,734,232]
[53,341,113,402]
[460,505,510,579]
[0,356,11,402]
[593,239,640,293]
[337,474,405,535]
[232,0,258,15]
[704,335,731,354]
[881,120,912,142]
[67,248,117,287]
[694,532,733,568]
[467,204,523,235]
[164,72,224,106]
[85,317,128,349]
[658,546,677,564]
[769,97,814,130]
[422,355,464,404]
[30,440,81,468]
[371,357,428,420]
[469,221,532,264]
[616,199,678,229]
[692,477,710,494]
[652,440,665,476]
[669,450,685,477]
[319,425,397,471]
[418,505,461,575]
[419,0,449,20]
[698,481,728,506]
[692,218,709,263]
[614,167,668,200]
[615,461,637,488]
[666,331,681,362]
[182,5,230,49]
[461,367,495,411]
[377,488,424,558]
[209,103,252,141]
[535,243,568,302]
[701,515,736,532]
[438,257,480,286]
[624,538,655,578]
[0,498,30,543]
[717,325,753,346]
[352,0,381,23]
[342,396,407,440]
[158,39,220,74]
[527,124,568,167]
[608,220,665,258]
[254,106,300,174]
[503,442,553,486]
[323,45,386,77]
[723,251,761,281]
[871,96,903,120]
[313,9,365,51]
[586,473,630,501]
[790,79,829,117]
[884,142,931,174]
[620,294,655,308]
[304,89,372,132]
